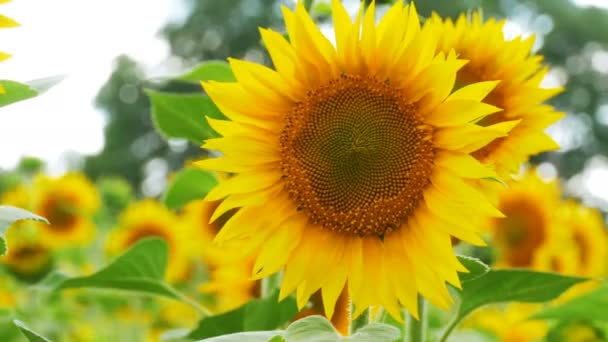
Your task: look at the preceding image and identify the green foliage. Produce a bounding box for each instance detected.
[440,269,589,341]
[456,255,489,283]
[163,168,218,209]
[0,205,48,256]
[188,290,298,340]
[147,90,226,144]
[198,315,401,342]
[26,76,65,94]
[0,81,37,108]
[177,61,235,83]
[42,238,181,300]
[533,285,608,321]
[458,270,587,317]
[13,320,51,342]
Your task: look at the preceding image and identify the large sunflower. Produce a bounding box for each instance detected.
[197,1,509,319]
[488,169,567,271]
[107,200,190,284]
[31,173,100,248]
[428,13,563,177]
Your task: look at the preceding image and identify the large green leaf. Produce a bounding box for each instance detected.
[284,316,338,342]
[147,90,226,144]
[439,269,588,342]
[458,270,587,317]
[0,80,37,107]
[177,61,235,83]
[456,255,489,283]
[188,291,298,340]
[196,331,282,342]
[0,205,48,256]
[13,320,51,342]
[532,284,608,321]
[163,168,218,209]
[43,238,181,300]
[194,315,399,342]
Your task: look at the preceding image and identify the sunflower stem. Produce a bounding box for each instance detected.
[261,272,281,297]
[405,295,427,342]
[350,307,369,334]
[175,291,212,317]
[303,0,314,12]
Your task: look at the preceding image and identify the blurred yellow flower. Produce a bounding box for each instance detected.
[31,173,100,248]
[489,169,564,271]
[1,228,51,280]
[429,12,563,177]
[181,200,257,312]
[557,200,607,278]
[0,276,16,309]
[0,184,29,208]
[107,199,190,284]
[198,0,508,320]
[465,304,547,342]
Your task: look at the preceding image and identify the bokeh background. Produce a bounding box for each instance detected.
[1,0,607,204]
[2,0,608,341]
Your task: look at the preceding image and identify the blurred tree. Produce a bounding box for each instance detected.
[84,0,284,195]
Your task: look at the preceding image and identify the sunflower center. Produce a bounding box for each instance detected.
[280,75,434,236]
[40,196,79,232]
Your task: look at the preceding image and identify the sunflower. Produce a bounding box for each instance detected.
[31,173,100,248]
[428,12,563,177]
[557,200,607,278]
[488,169,567,271]
[181,200,258,312]
[107,200,190,284]
[197,1,511,319]
[1,227,52,281]
[464,304,547,342]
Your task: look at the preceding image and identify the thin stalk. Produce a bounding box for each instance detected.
[405,296,427,342]
[437,316,460,342]
[261,272,281,297]
[350,307,369,334]
[176,291,212,317]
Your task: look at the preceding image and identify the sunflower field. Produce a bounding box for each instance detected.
[2,0,608,341]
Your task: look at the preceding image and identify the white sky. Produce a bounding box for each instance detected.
[0,0,174,173]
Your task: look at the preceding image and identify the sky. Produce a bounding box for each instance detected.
[0,0,175,173]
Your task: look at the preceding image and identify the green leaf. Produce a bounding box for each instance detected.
[188,291,298,340]
[284,315,339,342]
[458,270,587,317]
[532,284,608,321]
[147,90,226,144]
[13,320,51,342]
[439,270,586,342]
[27,75,64,94]
[0,205,48,256]
[197,331,283,342]
[0,80,37,107]
[349,323,401,342]
[177,61,235,83]
[163,168,218,209]
[45,238,181,300]
[457,255,490,283]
